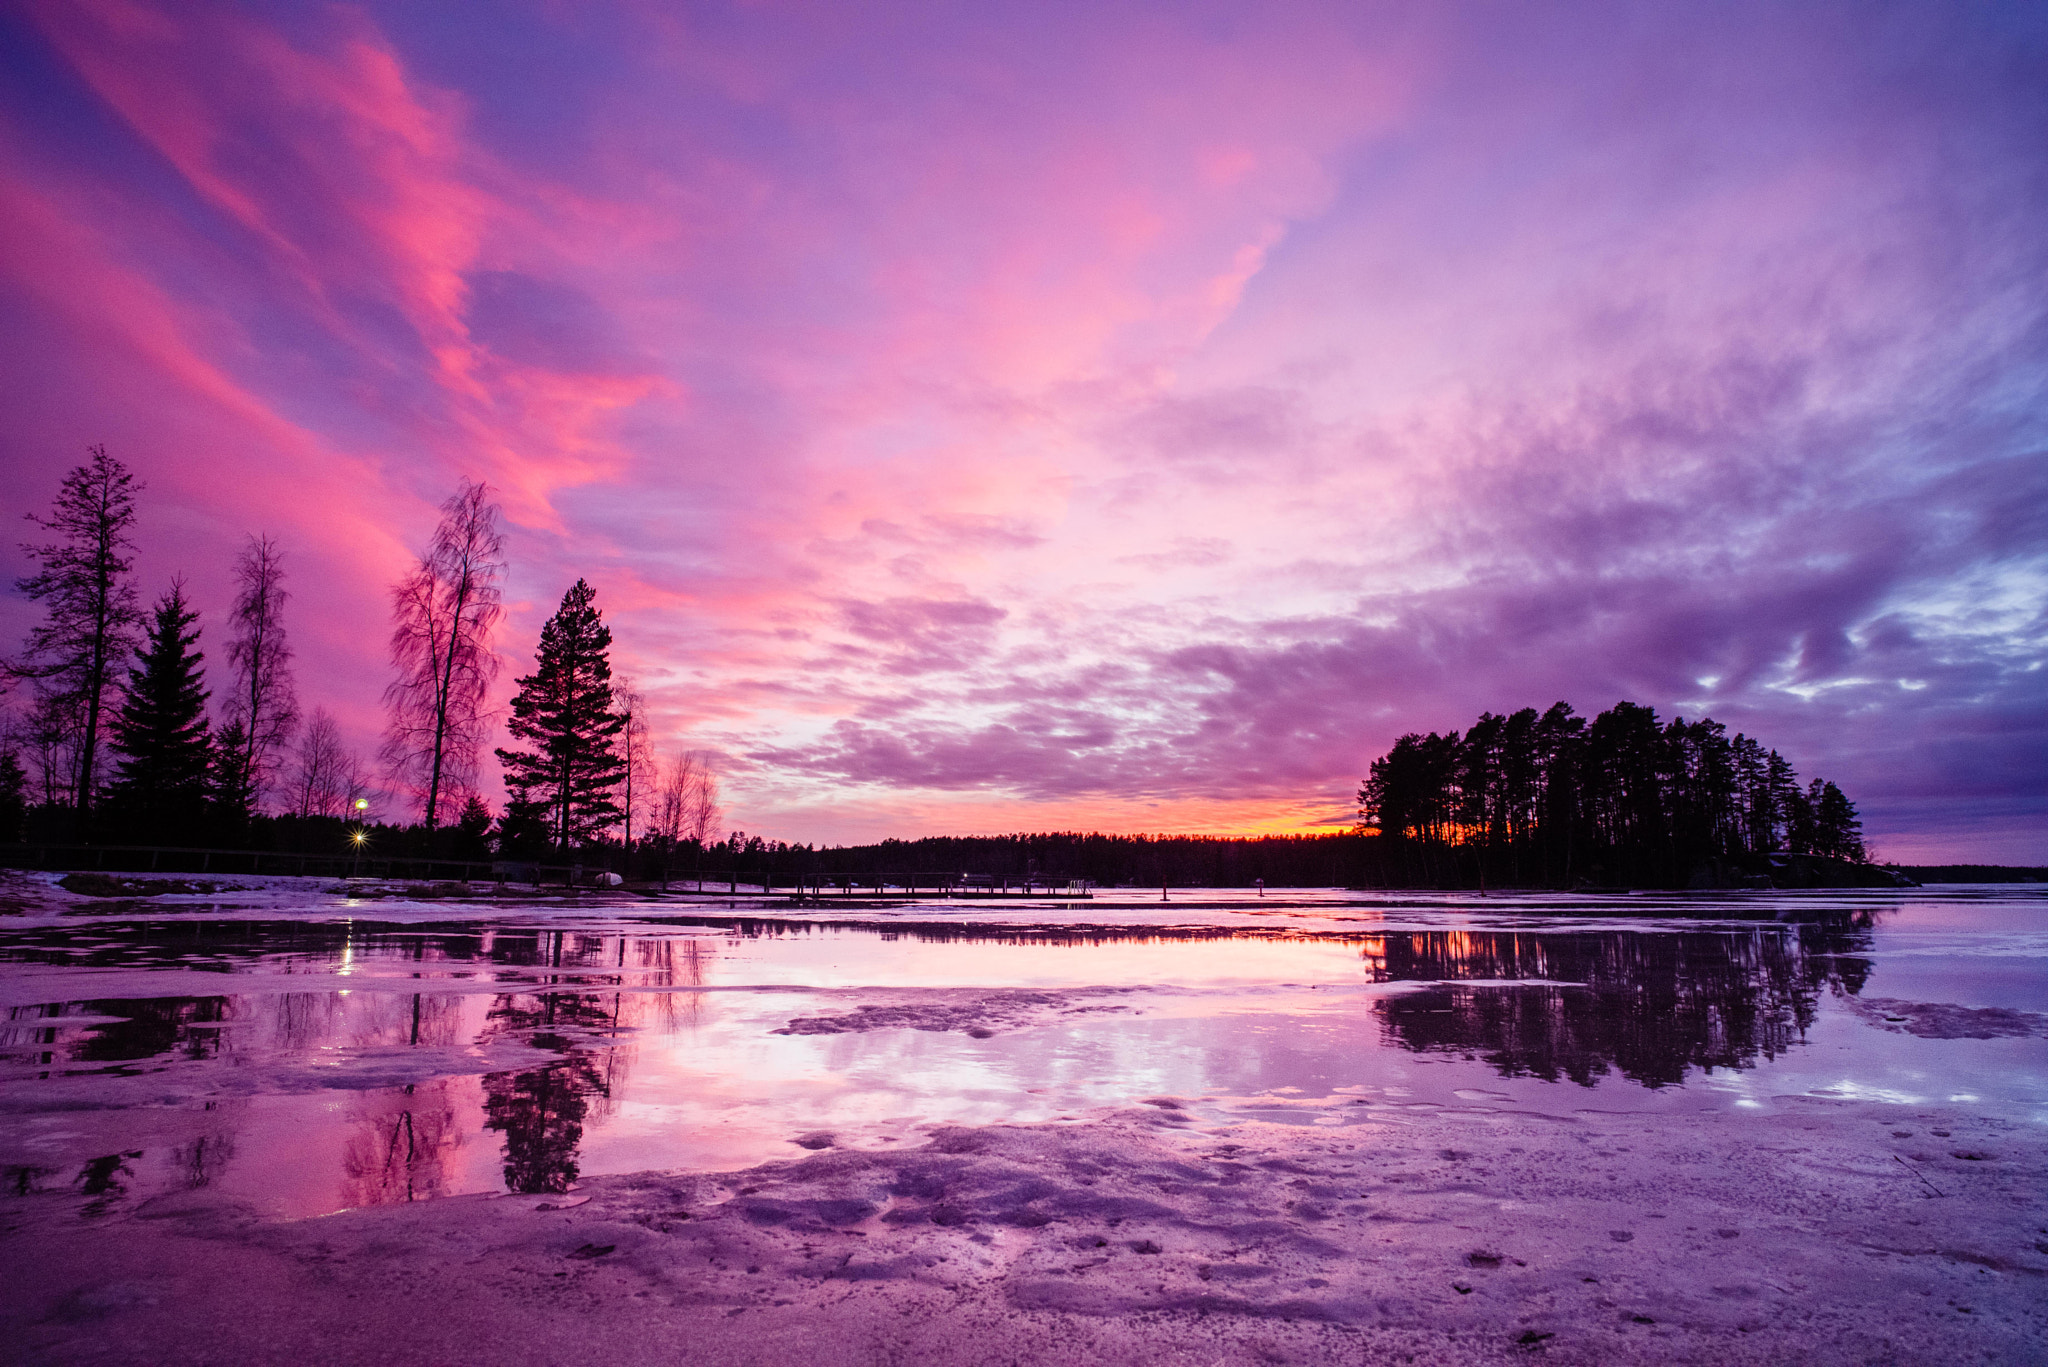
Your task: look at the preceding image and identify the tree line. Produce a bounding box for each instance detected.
[2,448,1874,890]
[1,448,721,867]
[581,829,1367,887]
[787,831,1369,887]
[1358,700,1867,888]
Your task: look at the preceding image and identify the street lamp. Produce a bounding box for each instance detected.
[350,799,370,878]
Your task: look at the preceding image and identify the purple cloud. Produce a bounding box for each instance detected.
[0,0,2040,857]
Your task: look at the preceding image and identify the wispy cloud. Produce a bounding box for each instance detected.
[0,0,2040,857]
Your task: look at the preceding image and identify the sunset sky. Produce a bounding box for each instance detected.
[1,1,2043,860]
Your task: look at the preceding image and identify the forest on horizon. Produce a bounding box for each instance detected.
[4,451,1882,890]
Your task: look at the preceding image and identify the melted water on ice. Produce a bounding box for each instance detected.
[1,883,2042,1216]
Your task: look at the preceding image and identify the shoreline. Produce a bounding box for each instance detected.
[3,877,2043,1363]
[5,1097,2043,1365]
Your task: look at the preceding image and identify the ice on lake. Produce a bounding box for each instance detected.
[2,880,2043,1218]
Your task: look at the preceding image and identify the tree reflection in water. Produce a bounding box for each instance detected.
[0,912,1909,1210]
[484,1061,600,1193]
[68,996,235,1066]
[338,993,470,1207]
[479,991,629,1194]
[172,1130,235,1188]
[1365,917,1875,1087]
[75,1149,141,1216]
[475,930,712,1193]
[341,1081,464,1206]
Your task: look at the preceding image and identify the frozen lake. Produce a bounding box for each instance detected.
[3,880,2044,1219]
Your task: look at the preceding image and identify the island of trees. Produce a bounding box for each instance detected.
[1356,702,1874,889]
[2,446,1908,892]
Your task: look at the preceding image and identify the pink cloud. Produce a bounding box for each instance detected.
[1,0,2041,859]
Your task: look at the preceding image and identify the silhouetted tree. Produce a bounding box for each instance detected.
[491,801,551,859]
[496,580,627,853]
[454,794,493,859]
[1359,729,1461,882]
[222,535,297,808]
[1782,773,1818,855]
[1733,735,1772,852]
[1812,780,1863,861]
[287,707,368,818]
[382,481,505,829]
[647,750,720,883]
[1765,749,1805,852]
[9,446,143,819]
[209,719,257,841]
[1530,701,1586,884]
[21,691,80,810]
[682,754,721,851]
[1357,700,1869,888]
[105,584,213,842]
[614,677,651,857]
[0,749,26,843]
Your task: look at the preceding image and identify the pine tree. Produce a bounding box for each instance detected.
[1783,776,1819,855]
[1355,700,1868,888]
[1764,750,1803,851]
[1732,735,1770,854]
[495,580,627,853]
[1812,780,1863,861]
[454,793,494,858]
[105,584,212,842]
[209,719,257,843]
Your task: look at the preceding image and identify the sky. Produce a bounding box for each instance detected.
[1,0,2043,862]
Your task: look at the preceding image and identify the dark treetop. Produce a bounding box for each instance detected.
[1359,700,1865,889]
[496,579,627,853]
[11,446,143,816]
[105,584,212,842]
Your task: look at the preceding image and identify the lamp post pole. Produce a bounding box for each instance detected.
[350,797,370,878]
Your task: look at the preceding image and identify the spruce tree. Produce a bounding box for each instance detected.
[495,580,627,853]
[454,793,494,858]
[106,584,212,842]
[208,719,257,843]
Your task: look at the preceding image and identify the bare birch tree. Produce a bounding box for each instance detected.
[650,756,688,853]
[614,678,652,851]
[380,481,505,828]
[23,691,82,809]
[683,755,722,849]
[289,707,369,818]
[224,534,298,807]
[650,750,721,889]
[9,446,143,817]
[289,710,344,818]
[653,751,722,847]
